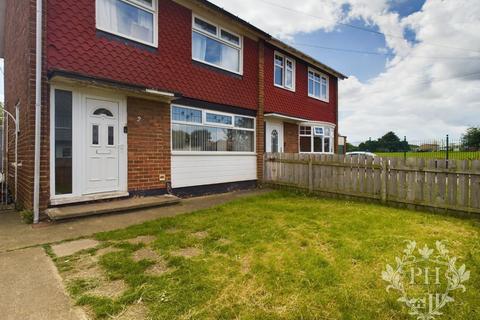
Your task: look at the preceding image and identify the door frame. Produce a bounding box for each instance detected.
[265,119,284,153]
[49,84,128,205]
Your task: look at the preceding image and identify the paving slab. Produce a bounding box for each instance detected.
[0,247,86,320]
[51,239,100,257]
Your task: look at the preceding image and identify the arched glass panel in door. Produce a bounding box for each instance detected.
[271,129,279,153]
[93,108,113,117]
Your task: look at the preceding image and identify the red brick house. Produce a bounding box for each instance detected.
[0,0,346,222]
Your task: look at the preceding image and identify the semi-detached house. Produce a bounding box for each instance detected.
[0,0,347,220]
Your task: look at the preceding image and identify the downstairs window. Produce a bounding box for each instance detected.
[299,125,334,153]
[54,89,73,195]
[171,106,255,153]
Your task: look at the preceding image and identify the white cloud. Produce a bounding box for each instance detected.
[341,0,480,142]
[209,0,347,40]
[211,0,480,142]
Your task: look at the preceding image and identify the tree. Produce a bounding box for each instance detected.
[461,127,480,151]
[358,139,379,152]
[378,132,409,152]
[357,132,410,152]
[346,143,359,152]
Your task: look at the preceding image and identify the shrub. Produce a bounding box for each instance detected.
[20,210,34,224]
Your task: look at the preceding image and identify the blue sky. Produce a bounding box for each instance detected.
[289,0,426,82]
[290,24,388,82]
[2,0,479,142]
[389,0,426,17]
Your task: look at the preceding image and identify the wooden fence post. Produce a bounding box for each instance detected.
[381,158,388,203]
[308,155,314,193]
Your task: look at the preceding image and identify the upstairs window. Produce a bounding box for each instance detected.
[192,16,243,74]
[96,0,157,47]
[308,68,329,102]
[274,52,295,91]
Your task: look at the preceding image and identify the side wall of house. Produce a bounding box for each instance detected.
[264,44,338,123]
[264,44,339,152]
[127,98,171,194]
[4,0,37,210]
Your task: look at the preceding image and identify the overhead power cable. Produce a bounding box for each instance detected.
[257,0,480,54]
[362,70,480,97]
[288,42,480,61]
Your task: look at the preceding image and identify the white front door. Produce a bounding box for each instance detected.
[85,98,121,194]
[266,120,284,153]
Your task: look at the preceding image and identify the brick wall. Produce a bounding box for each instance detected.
[127,98,171,193]
[284,122,299,153]
[256,41,265,181]
[46,0,259,111]
[4,0,39,211]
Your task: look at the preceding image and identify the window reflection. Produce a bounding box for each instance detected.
[55,90,73,195]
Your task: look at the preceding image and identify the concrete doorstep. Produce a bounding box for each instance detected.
[46,195,181,221]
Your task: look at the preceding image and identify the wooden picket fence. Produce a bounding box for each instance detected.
[264,153,480,215]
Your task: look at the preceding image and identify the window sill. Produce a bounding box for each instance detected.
[308,94,329,103]
[192,59,243,78]
[96,30,158,53]
[172,151,256,156]
[274,83,296,92]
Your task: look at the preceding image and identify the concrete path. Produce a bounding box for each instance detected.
[0,247,86,320]
[0,189,270,252]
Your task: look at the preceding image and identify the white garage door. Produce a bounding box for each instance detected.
[171,155,257,188]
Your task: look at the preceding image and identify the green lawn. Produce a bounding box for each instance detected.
[51,191,480,320]
[376,151,480,160]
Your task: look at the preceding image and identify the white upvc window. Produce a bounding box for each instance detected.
[171,105,255,153]
[308,68,329,102]
[192,15,243,74]
[299,125,334,154]
[96,0,158,47]
[274,51,295,91]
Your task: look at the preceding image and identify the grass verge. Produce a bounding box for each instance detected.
[54,191,480,319]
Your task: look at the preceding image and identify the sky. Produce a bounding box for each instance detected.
[208,0,480,143]
[1,0,479,142]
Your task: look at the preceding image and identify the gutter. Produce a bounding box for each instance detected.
[33,0,42,223]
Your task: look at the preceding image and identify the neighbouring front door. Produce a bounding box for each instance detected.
[85,98,120,194]
[266,120,284,153]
